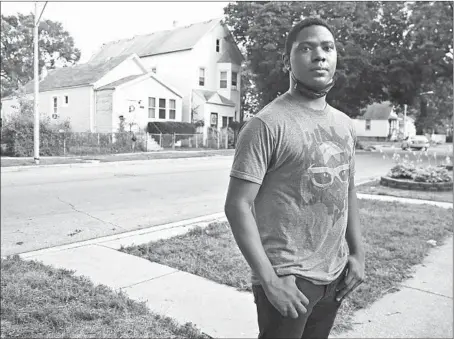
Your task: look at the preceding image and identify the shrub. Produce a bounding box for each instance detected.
[388,163,452,183]
[1,97,71,157]
[147,121,196,135]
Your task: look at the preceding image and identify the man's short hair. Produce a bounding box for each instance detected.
[285,17,335,57]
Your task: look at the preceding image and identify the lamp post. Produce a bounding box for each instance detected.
[33,2,39,164]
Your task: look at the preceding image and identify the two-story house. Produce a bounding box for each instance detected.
[88,18,244,141]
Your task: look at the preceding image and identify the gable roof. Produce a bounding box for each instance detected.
[97,74,144,90]
[217,45,243,65]
[361,101,397,120]
[89,18,222,63]
[194,89,235,107]
[98,72,183,98]
[23,54,133,93]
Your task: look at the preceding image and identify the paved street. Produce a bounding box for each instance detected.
[0,150,445,256]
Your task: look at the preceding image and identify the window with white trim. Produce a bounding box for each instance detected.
[159,98,166,119]
[231,71,238,90]
[62,95,69,106]
[152,67,157,73]
[52,96,58,118]
[366,119,371,131]
[216,39,220,53]
[220,71,227,89]
[148,97,156,118]
[169,99,176,120]
[199,68,205,86]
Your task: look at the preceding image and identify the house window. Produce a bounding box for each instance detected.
[365,119,371,131]
[159,98,166,119]
[232,72,238,89]
[148,97,156,119]
[52,96,58,114]
[210,113,218,127]
[216,39,220,53]
[151,67,157,73]
[199,68,205,86]
[222,116,228,128]
[229,117,233,126]
[220,71,227,89]
[62,95,69,106]
[169,99,176,120]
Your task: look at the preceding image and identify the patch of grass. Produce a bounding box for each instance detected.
[357,179,453,203]
[0,255,209,338]
[121,200,453,334]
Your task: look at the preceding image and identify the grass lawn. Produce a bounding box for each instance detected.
[0,149,235,167]
[120,200,453,334]
[356,179,453,203]
[0,255,208,338]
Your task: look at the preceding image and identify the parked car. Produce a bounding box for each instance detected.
[401,135,430,151]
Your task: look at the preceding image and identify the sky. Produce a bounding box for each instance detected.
[2,1,230,63]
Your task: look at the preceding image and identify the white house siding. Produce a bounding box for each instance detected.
[140,50,193,122]
[1,97,24,119]
[191,24,241,121]
[38,86,92,132]
[192,91,206,125]
[112,76,182,132]
[204,102,235,129]
[353,119,389,139]
[95,90,114,132]
[1,87,91,132]
[94,57,145,89]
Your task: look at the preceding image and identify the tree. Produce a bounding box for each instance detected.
[1,13,81,98]
[224,1,453,126]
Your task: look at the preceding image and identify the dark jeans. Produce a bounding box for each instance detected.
[252,267,347,339]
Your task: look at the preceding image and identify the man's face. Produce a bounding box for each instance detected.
[288,25,337,90]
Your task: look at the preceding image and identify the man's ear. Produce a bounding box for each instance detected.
[282,54,290,73]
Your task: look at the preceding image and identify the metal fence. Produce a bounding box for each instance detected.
[1,130,236,157]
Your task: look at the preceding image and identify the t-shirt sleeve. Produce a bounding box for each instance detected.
[230,117,275,185]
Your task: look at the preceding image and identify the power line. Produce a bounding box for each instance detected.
[35,1,48,26]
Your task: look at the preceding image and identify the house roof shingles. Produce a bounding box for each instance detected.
[89,19,221,63]
[194,89,235,107]
[361,101,398,120]
[23,54,131,93]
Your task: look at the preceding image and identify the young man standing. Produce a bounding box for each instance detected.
[224,18,365,339]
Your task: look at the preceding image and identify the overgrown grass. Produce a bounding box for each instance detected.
[0,255,208,338]
[121,200,453,334]
[356,179,453,202]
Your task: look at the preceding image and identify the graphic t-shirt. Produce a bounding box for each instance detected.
[230,92,357,285]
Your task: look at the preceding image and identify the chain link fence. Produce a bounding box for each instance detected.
[1,129,235,157]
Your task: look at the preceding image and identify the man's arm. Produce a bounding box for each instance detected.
[336,178,365,301]
[224,177,309,318]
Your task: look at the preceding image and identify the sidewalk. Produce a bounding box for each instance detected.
[18,196,453,338]
[0,149,235,170]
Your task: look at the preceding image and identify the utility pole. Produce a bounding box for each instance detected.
[403,104,407,139]
[33,1,40,165]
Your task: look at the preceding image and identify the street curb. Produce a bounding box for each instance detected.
[0,154,234,172]
[14,178,381,260]
[15,212,227,260]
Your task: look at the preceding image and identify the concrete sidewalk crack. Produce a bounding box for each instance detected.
[119,271,179,290]
[57,196,127,231]
[399,284,453,299]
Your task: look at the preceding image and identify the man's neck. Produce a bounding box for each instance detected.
[289,86,327,111]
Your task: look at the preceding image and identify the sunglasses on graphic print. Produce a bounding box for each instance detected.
[307,163,350,188]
